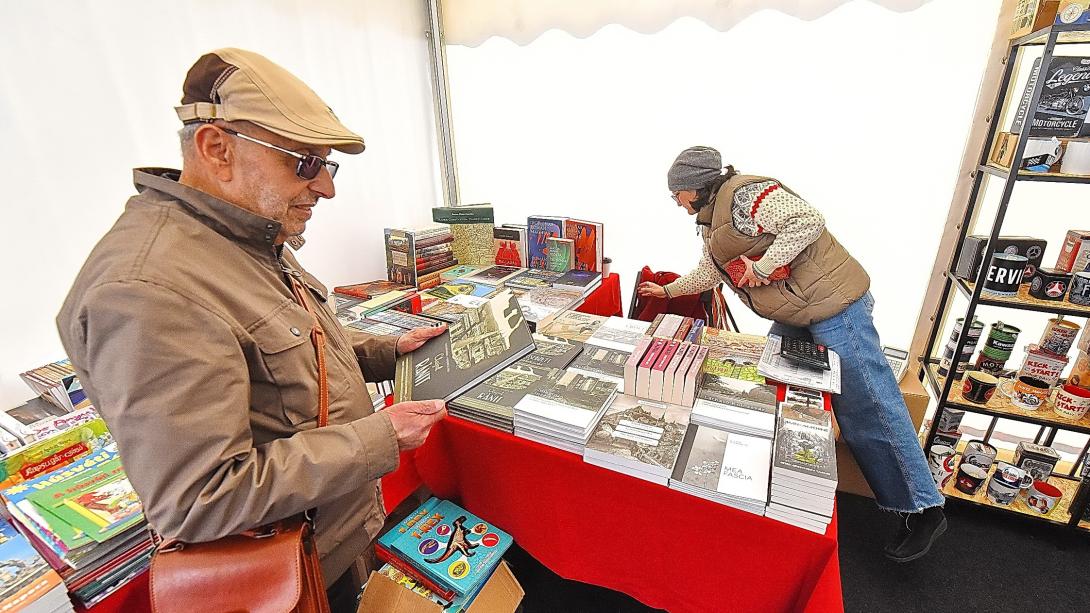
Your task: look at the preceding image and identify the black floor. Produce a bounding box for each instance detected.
[511,492,1090,613]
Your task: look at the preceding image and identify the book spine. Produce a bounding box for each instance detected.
[682,346,709,408]
[660,342,691,404]
[415,235,455,249]
[623,336,652,396]
[649,341,681,401]
[647,314,664,337]
[636,338,667,399]
[685,320,706,345]
[670,344,700,405]
[374,544,457,601]
[418,258,458,277]
[673,318,693,342]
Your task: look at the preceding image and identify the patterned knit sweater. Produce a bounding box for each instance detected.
[664,180,824,298]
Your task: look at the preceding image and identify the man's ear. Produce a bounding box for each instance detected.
[192,124,234,182]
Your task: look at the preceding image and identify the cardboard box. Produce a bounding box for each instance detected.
[1012,0,1060,38]
[1054,229,1090,272]
[990,132,1018,168]
[835,375,929,499]
[357,561,523,613]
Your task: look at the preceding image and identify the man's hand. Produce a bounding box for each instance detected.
[396,325,447,355]
[385,400,447,450]
[738,256,772,288]
[638,282,667,299]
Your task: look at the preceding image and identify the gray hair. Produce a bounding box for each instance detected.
[178,123,202,157]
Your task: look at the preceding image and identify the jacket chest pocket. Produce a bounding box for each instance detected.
[250,302,347,426]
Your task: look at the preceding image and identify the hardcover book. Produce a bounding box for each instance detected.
[368,310,444,330]
[568,345,631,384]
[450,362,557,428]
[636,338,667,399]
[682,346,710,408]
[696,374,777,414]
[527,216,567,270]
[459,265,524,287]
[433,205,496,266]
[773,405,837,488]
[493,227,527,268]
[377,497,513,598]
[516,286,584,329]
[420,294,490,324]
[624,336,653,396]
[668,344,701,405]
[385,228,418,286]
[699,329,767,362]
[424,281,500,301]
[394,292,536,402]
[583,395,692,483]
[441,264,485,282]
[520,334,583,370]
[505,269,563,291]
[701,354,766,384]
[649,341,681,401]
[539,311,608,343]
[587,317,652,353]
[333,280,413,301]
[563,219,603,273]
[553,270,601,294]
[0,520,66,613]
[546,237,574,273]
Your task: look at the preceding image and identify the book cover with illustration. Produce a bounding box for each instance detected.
[394,293,535,402]
[519,334,583,370]
[450,362,557,425]
[586,317,652,352]
[375,563,484,613]
[441,264,485,282]
[527,216,567,270]
[696,374,777,414]
[505,269,563,291]
[701,354,766,384]
[553,270,601,294]
[378,497,512,597]
[567,345,630,383]
[583,395,691,480]
[0,520,65,612]
[546,237,574,273]
[699,329,767,362]
[27,456,143,544]
[493,227,527,268]
[564,219,603,272]
[0,418,112,490]
[424,281,501,301]
[333,280,412,301]
[772,406,836,487]
[459,265,524,287]
[539,311,607,343]
[384,228,418,286]
[433,205,495,266]
[671,424,771,505]
[421,294,490,324]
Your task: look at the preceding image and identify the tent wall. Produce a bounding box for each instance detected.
[0,0,442,408]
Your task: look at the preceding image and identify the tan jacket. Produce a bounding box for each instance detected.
[57,168,400,585]
[698,174,870,327]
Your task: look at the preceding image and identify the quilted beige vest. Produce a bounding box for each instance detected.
[697,174,870,327]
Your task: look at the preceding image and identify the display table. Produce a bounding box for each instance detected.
[384,417,843,613]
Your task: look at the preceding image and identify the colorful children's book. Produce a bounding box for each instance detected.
[0,418,112,490]
[377,497,513,597]
[0,520,66,612]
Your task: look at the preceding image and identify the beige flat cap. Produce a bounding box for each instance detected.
[175,48,364,154]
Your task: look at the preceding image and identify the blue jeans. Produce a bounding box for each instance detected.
[769,292,944,512]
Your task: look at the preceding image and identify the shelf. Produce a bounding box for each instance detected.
[924,363,1090,435]
[941,454,1078,527]
[1081,519,1090,532]
[980,164,1090,184]
[952,277,1090,318]
[1012,22,1090,47]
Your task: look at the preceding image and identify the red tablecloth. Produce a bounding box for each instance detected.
[385,417,843,613]
[575,272,623,318]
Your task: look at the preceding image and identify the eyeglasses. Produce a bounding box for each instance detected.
[220,127,338,180]
[671,191,681,202]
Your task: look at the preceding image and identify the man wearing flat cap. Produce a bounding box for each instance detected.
[57,48,446,610]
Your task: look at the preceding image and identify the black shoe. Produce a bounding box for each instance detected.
[883,506,947,562]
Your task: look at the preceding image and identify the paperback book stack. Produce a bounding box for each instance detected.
[583,394,691,486]
[513,370,618,453]
[646,314,705,342]
[622,324,709,407]
[433,205,495,267]
[516,286,585,331]
[505,269,562,292]
[19,360,91,413]
[0,400,97,447]
[376,497,513,611]
[766,387,837,534]
[0,520,73,613]
[669,424,771,515]
[552,270,602,297]
[385,226,458,290]
[691,349,777,439]
[1,441,152,608]
[449,335,581,432]
[539,311,609,343]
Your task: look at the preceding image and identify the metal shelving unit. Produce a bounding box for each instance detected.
[919,22,1090,531]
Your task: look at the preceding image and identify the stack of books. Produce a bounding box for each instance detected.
[525,216,605,273]
[1,440,152,608]
[566,343,629,385]
[516,287,585,331]
[0,520,73,613]
[669,424,771,515]
[539,311,608,343]
[766,388,837,534]
[505,269,562,292]
[457,265,524,288]
[513,370,618,453]
[691,374,777,439]
[623,334,708,407]
[646,314,705,342]
[583,394,691,485]
[19,360,91,414]
[0,399,92,447]
[585,317,651,353]
[421,294,490,324]
[385,226,459,290]
[552,270,602,296]
[375,497,513,611]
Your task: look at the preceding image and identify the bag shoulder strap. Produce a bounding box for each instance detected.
[286,272,330,428]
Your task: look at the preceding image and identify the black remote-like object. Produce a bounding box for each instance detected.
[779,336,831,371]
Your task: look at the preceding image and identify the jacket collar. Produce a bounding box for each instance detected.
[132,168,285,250]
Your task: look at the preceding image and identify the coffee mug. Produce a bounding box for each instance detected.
[929,445,956,487]
[962,371,998,404]
[1012,376,1050,410]
[1069,272,1090,306]
[992,462,1027,489]
[1029,269,1071,301]
[961,439,997,470]
[986,475,1020,506]
[955,463,988,495]
[1026,481,1063,515]
[984,253,1028,296]
[1053,383,1090,419]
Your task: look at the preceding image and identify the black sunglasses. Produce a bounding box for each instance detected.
[220,127,339,180]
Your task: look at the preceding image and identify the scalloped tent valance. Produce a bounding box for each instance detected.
[443,0,935,47]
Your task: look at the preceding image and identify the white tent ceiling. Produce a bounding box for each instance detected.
[443,0,935,46]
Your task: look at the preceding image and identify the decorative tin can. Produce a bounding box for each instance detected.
[933,430,962,450]
[936,409,965,434]
[983,253,1028,296]
[985,322,1020,353]
[962,439,998,470]
[929,445,956,488]
[1069,272,1090,306]
[1018,344,1070,386]
[1039,318,1080,356]
[950,317,984,343]
[1015,442,1061,483]
[1068,350,1090,389]
[1029,268,1072,301]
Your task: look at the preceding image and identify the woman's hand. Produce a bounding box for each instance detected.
[738,256,773,288]
[638,282,667,299]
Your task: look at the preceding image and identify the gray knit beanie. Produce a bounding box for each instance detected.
[667,146,723,192]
